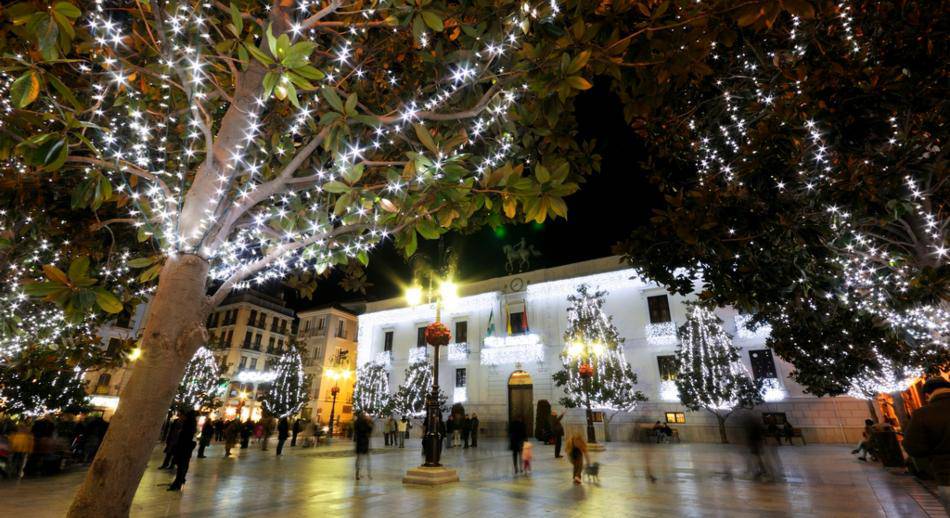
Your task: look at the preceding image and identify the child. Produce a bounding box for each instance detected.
[522,440,533,474]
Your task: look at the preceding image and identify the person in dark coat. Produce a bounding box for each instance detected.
[197,418,214,458]
[223,419,240,457]
[469,413,480,448]
[509,419,527,474]
[462,414,472,448]
[903,378,950,513]
[276,417,290,455]
[551,411,565,458]
[159,417,182,469]
[214,419,224,441]
[168,411,198,491]
[354,413,374,480]
[291,419,302,447]
[240,419,252,449]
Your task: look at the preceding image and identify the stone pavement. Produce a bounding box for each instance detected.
[1,438,944,517]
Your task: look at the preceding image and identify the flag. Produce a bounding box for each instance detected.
[523,299,530,333]
[486,308,496,337]
[505,303,512,336]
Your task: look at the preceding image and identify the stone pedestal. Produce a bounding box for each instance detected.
[402,466,459,485]
[587,443,606,452]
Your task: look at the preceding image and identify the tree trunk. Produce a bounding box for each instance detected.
[68,255,211,518]
[717,414,729,444]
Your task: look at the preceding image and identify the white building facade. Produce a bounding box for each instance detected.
[357,257,869,444]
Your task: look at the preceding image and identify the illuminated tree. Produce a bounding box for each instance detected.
[393,359,444,417]
[0,347,89,417]
[675,305,763,444]
[262,348,305,418]
[353,361,391,417]
[172,346,220,412]
[0,1,592,513]
[552,284,645,441]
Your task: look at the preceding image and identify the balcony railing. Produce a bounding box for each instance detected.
[446,342,469,362]
[374,350,393,367]
[480,334,543,366]
[644,322,677,345]
[734,314,772,340]
[408,347,428,363]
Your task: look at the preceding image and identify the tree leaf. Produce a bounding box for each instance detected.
[127,257,155,268]
[94,287,123,313]
[413,123,439,154]
[321,87,345,113]
[535,164,550,183]
[47,74,82,110]
[421,11,444,32]
[42,264,70,285]
[67,256,90,282]
[565,76,592,90]
[53,2,80,19]
[10,71,40,108]
[322,181,349,193]
[246,44,274,66]
[229,2,244,34]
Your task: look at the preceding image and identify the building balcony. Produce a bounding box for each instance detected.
[446,342,469,362]
[374,350,393,367]
[480,334,544,366]
[408,347,429,364]
[734,314,772,340]
[644,322,678,345]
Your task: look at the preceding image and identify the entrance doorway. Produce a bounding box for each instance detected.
[508,370,534,437]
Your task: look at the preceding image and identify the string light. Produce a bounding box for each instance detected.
[261,349,306,418]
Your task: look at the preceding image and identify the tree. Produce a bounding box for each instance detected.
[675,305,763,443]
[0,346,90,417]
[353,361,391,417]
[552,284,646,442]
[0,1,597,513]
[172,346,220,413]
[611,2,948,393]
[392,359,445,418]
[261,348,305,418]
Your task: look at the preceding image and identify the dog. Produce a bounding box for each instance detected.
[584,462,600,483]
[301,437,315,448]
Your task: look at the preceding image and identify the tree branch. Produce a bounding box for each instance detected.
[302,0,342,29]
[377,83,504,124]
[66,156,175,202]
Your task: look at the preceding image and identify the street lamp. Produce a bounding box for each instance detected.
[325,367,351,444]
[567,341,604,444]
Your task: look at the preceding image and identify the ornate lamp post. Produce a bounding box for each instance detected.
[402,278,460,485]
[567,341,605,445]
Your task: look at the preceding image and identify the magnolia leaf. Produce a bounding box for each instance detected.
[229,2,244,34]
[43,264,70,285]
[94,288,123,313]
[127,257,156,268]
[421,11,444,32]
[10,71,40,108]
[565,76,592,90]
[67,256,90,282]
[322,87,344,113]
[323,181,349,193]
[413,123,439,154]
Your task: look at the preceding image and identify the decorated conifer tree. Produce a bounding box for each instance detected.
[172,346,220,412]
[675,305,763,444]
[393,359,445,417]
[553,284,646,442]
[262,348,306,418]
[0,347,90,417]
[353,361,391,417]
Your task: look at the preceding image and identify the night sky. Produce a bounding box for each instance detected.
[284,82,659,310]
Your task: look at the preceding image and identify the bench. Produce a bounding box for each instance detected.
[764,428,806,445]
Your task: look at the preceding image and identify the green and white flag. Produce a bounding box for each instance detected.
[486,308,496,336]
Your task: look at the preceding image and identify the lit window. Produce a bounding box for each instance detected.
[665,412,685,424]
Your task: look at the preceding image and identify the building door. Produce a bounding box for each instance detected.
[508,370,534,437]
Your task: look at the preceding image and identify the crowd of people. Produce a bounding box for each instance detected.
[0,414,108,479]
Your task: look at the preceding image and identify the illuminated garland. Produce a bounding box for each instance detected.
[261,348,306,418]
[392,359,444,417]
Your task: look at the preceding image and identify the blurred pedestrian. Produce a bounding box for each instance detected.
[223,419,240,457]
[197,417,213,458]
[354,412,374,480]
[903,377,950,514]
[551,411,565,457]
[469,413,479,448]
[168,410,197,491]
[9,422,34,479]
[276,417,289,456]
[509,418,526,475]
[291,418,302,447]
[565,433,590,484]
[397,416,408,448]
[240,419,252,449]
[214,419,224,442]
[462,414,471,448]
[159,417,181,470]
[522,440,534,474]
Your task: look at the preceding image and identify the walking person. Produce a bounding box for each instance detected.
[291,418,301,447]
[159,417,182,470]
[446,414,457,448]
[462,414,471,448]
[354,412,374,480]
[509,418,527,475]
[253,421,264,447]
[168,410,198,491]
[214,419,224,442]
[397,415,408,448]
[9,422,34,479]
[903,377,950,514]
[223,419,240,457]
[240,419,253,449]
[469,413,479,448]
[522,440,534,474]
[565,433,590,485]
[276,417,289,456]
[551,411,565,458]
[197,417,213,458]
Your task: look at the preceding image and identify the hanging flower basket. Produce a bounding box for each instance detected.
[424,322,451,346]
[578,362,594,378]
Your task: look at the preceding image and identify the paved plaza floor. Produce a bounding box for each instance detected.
[1,438,945,517]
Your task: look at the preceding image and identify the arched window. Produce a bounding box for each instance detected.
[95,373,112,395]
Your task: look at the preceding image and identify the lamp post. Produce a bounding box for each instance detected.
[568,341,604,445]
[401,278,460,484]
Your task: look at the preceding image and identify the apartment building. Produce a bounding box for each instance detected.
[295,305,358,427]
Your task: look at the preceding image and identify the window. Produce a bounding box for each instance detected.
[243,331,252,347]
[455,368,467,388]
[106,338,123,356]
[239,356,248,369]
[303,319,311,334]
[417,326,426,347]
[280,320,288,334]
[226,330,234,346]
[509,311,527,335]
[647,295,672,324]
[455,321,468,343]
[277,339,284,351]
[665,412,685,424]
[336,319,346,338]
[95,373,112,395]
[258,313,267,328]
[254,333,262,350]
[270,318,279,332]
[248,310,258,326]
[250,357,258,370]
[317,316,326,330]
[268,336,276,352]
[383,331,394,352]
[657,355,678,381]
[749,349,778,380]
[312,344,323,359]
